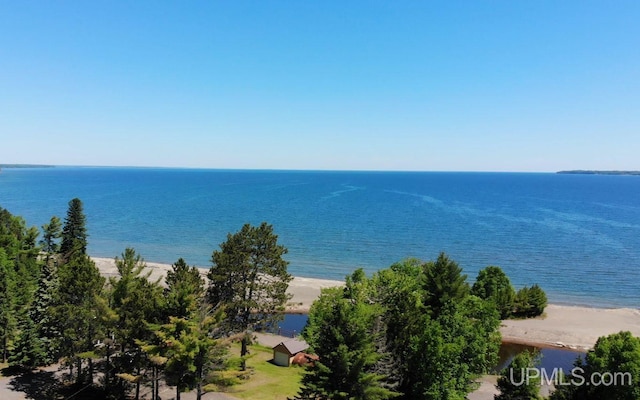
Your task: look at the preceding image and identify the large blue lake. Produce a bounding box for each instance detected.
[1,167,638,308]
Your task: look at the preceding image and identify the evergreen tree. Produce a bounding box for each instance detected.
[52,254,106,384]
[206,222,292,370]
[28,259,59,364]
[0,248,17,363]
[495,350,542,400]
[109,248,163,398]
[8,315,47,370]
[305,255,501,400]
[526,284,547,317]
[422,252,470,317]
[40,216,62,266]
[472,266,516,319]
[110,248,162,349]
[60,198,88,261]
[0,207,41,363]
[145,305,227,400]
[514,285,547,318]
[298,272,399,400]
[165,258,205,320]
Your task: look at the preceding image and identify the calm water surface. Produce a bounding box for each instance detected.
[1,167,638,308]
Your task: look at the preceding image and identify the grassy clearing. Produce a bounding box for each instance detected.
[221,343,304,400]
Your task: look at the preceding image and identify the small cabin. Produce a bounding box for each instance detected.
[272,339,309,367]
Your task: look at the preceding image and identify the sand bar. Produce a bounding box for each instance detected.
[92,257,640,350]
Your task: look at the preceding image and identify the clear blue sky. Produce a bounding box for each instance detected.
[1,1,638,171]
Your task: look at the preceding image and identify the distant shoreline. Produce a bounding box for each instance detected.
[557,170,640,175]
[92,256,640,351]
[0,163,55,169]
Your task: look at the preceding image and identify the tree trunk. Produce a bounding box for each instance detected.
[88,357,94,384]
[76,357,82,384]
[240,334,248,371]
[135,364,141,400]
[151,366,155,400]
[176,381,181,400]
[196,362,203,400]
[154,366,160,400]
[105,345,111,392]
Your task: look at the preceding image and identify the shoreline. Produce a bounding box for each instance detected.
[92,257,640,351]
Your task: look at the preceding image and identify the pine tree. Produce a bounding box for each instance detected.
[53,254,106,384]
[110,248,162,348]
[60,198,88,261]
[165,258,205,320]
[144,305,226,400]
[207,222,292,370]
[109,248,163,398]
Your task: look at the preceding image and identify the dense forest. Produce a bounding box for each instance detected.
[0,198,638,399]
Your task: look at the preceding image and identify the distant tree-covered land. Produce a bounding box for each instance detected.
[0,164,55,169]
[557,170,640,175]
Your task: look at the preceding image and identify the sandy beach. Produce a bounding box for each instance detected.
[93,257,640,351]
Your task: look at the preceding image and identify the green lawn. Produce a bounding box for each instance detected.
[221,343,305,400]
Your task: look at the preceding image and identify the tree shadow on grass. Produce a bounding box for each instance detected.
[8,370,61,400]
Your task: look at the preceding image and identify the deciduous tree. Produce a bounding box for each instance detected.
[550,331,640,400]
[495,350,542,400]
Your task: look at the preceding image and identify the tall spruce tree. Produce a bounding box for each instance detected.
[28,259,59,364]
[9,315,47,370]
[60,198,88,261]
[206,222,292,370]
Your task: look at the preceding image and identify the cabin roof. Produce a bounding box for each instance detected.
[273,339,309,356]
